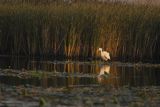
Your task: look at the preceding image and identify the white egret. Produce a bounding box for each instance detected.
[98,48,110,61]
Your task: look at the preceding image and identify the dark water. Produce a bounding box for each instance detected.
[0,56,160,88]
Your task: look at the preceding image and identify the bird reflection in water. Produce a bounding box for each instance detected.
[97,65,110,83]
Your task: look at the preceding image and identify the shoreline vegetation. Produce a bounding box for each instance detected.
[0,1,160,62]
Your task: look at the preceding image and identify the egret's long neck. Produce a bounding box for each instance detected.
[100,50,102,54]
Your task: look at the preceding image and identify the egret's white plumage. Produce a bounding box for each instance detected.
[98,48,110,61]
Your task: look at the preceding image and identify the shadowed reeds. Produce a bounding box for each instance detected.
[0,2,160,62]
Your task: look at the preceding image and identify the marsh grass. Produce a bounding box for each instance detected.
[0,2,160,62]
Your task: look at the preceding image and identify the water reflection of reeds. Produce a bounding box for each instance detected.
[0,58,160,88]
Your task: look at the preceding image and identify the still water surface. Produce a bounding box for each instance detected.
[0,56,160,88]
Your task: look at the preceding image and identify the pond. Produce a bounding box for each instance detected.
[0,56,160,107]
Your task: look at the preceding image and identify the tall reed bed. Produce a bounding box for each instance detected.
[0,3,160,62]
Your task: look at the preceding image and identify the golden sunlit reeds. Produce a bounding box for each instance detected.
[0,2,160,62]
